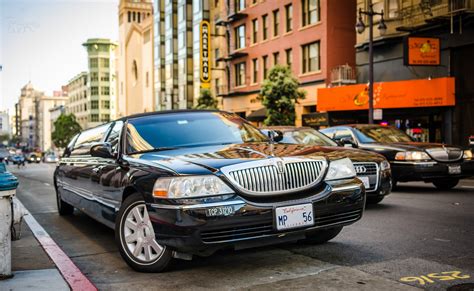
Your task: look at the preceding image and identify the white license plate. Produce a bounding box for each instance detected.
[359,176,370,188]
[275,203,314,231]
[448,165,461,174]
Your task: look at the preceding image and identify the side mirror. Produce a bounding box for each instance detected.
[340,137,357,148]
[90,143,115,159]
[268,130,284,143]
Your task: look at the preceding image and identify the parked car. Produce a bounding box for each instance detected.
[27,153,41,163]
[261,126,391,204]
[469,135,474,151]
[43,153,59,163]
[10,154,26,165]
[55,110,366,272]
[320,124,474,190]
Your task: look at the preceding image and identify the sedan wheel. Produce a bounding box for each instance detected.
[432,178,459,190]
[116,193,172,272]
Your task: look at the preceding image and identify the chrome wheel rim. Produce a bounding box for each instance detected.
[123,204,164,263]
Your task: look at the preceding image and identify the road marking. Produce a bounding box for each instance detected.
[44,182,51,186]
[15,198,97,291]
[400,271,470,286]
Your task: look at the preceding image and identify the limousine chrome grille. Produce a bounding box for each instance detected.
[425,147,463,162]
[221,157,327,196]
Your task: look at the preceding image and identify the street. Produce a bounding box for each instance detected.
[8,163,474,290]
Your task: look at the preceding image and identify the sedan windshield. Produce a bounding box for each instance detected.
[283,129,337,146]
[354,126,413,143]
[126,112,269,154]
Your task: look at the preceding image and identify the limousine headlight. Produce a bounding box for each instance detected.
[153,175,234,198]
[325,158,356,181]
[395,151,431,161]
[463,149,472,160]
[380,160,391,171]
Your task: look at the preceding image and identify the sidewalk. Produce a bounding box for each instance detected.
[0,220,69,291]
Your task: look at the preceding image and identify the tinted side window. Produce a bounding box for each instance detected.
[106,121,124,153]
[71,124,111,155]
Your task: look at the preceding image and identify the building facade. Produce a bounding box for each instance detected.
[66,72,89,129]
[0,111,10,138]
[318,0,474,146]
[118,0,155,116]
[83,39,118,124]
[17,82,67,151]
[211,0,357,126]
[37,95,68,151]
[153,0,211,110]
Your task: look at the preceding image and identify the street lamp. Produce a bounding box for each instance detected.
[356,4,387,124]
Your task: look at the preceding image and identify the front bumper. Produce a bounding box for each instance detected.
[392,159,474,182]
[147,178,365,256]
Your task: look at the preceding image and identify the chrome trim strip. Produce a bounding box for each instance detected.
[392,161,438,165]
[150,200,246,210]
[330,184,362,192]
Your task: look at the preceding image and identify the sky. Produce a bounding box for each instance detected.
[0,0,119,114]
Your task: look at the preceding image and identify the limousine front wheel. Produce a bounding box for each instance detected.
[55,186,74,216]
[116,193,172,272]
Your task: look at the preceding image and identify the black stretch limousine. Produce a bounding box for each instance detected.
[54,111,365,272]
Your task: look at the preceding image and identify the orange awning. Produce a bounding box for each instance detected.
[317,77,455,112]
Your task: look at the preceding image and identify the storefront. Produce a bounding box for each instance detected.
[317,77,455,143]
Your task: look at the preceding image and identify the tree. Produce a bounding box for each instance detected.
[258,65,306,126]
[195,88,218,110]
[52,114,82,149]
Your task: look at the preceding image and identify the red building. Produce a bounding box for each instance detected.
[213,0,357,126]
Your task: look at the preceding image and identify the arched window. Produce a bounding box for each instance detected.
[132,11,136,22]
[128,11,131,23]
[132,60,138,86]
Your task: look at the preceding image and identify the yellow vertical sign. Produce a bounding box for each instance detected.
[200,20,211,88]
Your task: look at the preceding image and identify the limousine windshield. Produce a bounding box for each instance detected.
[126,111,269,154]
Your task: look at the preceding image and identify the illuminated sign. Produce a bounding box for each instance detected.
[405,37,440,66]
[200,20,211,88]
[318,77,455,111]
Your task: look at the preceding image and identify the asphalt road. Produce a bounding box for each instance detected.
[8,163,474,290]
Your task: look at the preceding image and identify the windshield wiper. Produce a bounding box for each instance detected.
[127,147,180,155]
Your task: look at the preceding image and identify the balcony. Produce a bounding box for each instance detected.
[330,65,356,87]
[396,0,474,32]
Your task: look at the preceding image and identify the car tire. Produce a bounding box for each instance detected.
[303,226,343,245]
[116,193,172,273]
[56,187,74,216]
[367,196,384,204]
[432,179,459,190]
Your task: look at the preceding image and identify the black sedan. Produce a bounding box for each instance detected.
[320,124,474,190]
[55,111,365,272]
[261,126,391,204]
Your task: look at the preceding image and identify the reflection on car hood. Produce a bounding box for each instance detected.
[129,143,386,173]
[364,142,463,151]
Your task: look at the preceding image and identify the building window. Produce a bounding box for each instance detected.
[273,52,279,65]
[235,62,246,87]
[286,48,293,69]
[101,100,110,109]
[262,55,268,79]
[386,0,400,18]
[285,4,293,32]
[252,58,258,83]
[252,0,257,4]
[91,100,99,109]
[302,0,320,26]
[100,87,110,95]
[262,14,268,40]
[252,18,258,44]
[235,0,245,12]
[273,9,279,37]
[90,58,98,68]
[90,114,99,122]
[101,58,110,68]
[128,11,131,23]
[91,86,99,95]
[235,25,246,49]
[302,41,320,73]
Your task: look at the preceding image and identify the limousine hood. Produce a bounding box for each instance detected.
[129,142,385,174]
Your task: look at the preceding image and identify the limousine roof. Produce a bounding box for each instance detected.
[116,109,231,121]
